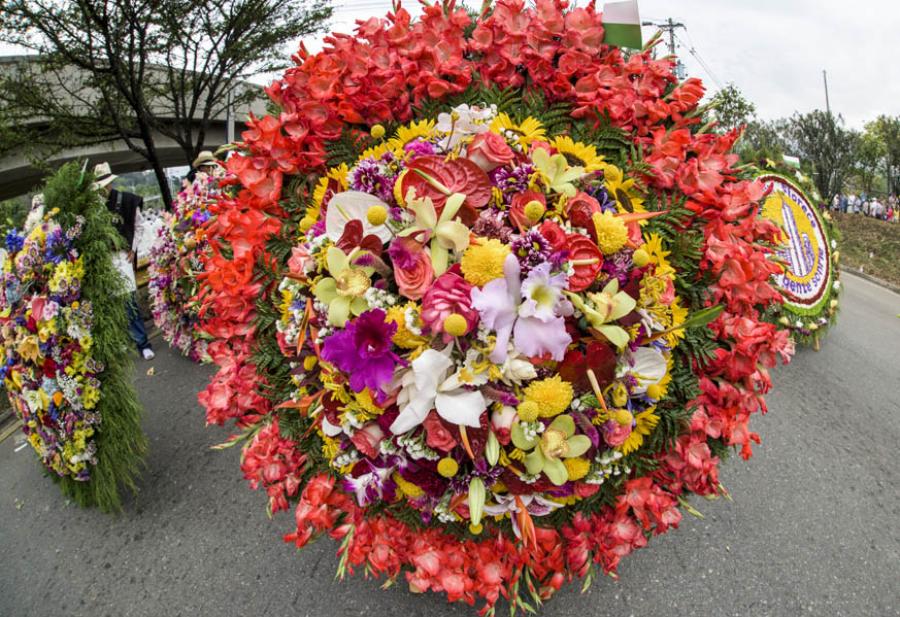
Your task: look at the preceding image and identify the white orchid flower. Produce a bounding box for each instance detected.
[389,347,487,434]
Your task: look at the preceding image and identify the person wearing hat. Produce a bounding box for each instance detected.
[93,162,155,361]
[186,150,218,183]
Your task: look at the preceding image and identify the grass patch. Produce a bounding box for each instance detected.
[833,212,900,288]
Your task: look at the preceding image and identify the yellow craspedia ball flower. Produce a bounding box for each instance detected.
[524,200,545,223]
[437,457,459,478]
[614,409,633,426]
[303,355,318,371]
[632,248,650,267]
[564,457,591,481]
[592,210,628,255]
[469,523,484,535]
[461,238,510,286]
[443,313,469,337]
[517,400,540,423]
[370,124,386,139]
[386,304,427,349]
[646,383,664,400]
[523,376,574,418]
[366,205,388,226]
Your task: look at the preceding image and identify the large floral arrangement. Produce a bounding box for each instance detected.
[197,1,792,611]
[1,215,102,479]
[754,164,841,348]
[0,163,145,511]
[148,170,223,362]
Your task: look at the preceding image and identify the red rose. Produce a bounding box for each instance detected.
[565,233,603,291]
[421,270,478,342]
[538,220,568,251]
[509,190,546,230]
[565,191,601,231]
[467,132,516,171]
[423,411,458,452]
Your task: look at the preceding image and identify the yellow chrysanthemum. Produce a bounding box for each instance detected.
[489,113,546,147]
[385,303,427,349]
[592,210,628,255]
[618,409,660,455]
[393,472,425,498]
[460,238,510,286]
[603,164,646,216]
[564,457,591,481]
[551,136,605,172]
[523,376,574,418]
[388,119,435,152]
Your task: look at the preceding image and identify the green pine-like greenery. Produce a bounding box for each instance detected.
[41,161,146,512]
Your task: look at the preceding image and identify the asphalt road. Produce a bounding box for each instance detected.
[1,271,898,617]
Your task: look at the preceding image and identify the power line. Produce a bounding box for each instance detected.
[673,31,725,91]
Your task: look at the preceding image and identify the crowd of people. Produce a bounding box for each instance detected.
[830,192,899,222]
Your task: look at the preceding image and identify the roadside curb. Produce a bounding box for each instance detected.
[841,267,900,296]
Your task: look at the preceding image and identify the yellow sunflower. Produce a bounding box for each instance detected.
[618,409,659,455]
[489,113,546,147]
[387,119,436,152]
[551,136,605,172]
[603,164,646,216]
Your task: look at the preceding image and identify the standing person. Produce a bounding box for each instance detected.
[185,150,218,183]
[92,162,155,360]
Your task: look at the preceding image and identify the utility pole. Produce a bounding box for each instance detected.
[822,69,832,116]
[642,18,686,78]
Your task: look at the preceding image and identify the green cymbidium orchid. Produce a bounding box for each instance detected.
[510,414,591,485]
[398,192,470,275]
[313,246,375,326]
[565,279,636,350]
[532,147,586,197]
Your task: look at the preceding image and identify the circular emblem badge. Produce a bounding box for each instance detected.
[758,174,832,314]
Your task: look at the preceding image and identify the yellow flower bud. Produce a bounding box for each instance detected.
[646,383,663,400]
[632,248,650,267]
[614,409,633,426]
[370,124,386,140]
[517,400,540,423]
[778,316,790,326]
[469,523,483,535]
[443,313,469,337]
[523,200,545,223]
[366,205,388,226]
[611,382,628,407]
[437,457,459,478]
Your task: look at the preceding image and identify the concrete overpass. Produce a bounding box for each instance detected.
[0,55,270,200]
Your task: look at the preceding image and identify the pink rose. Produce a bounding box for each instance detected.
[538,220,568,252]
[602,420,632,447]
[350,422,384,459]
[392,239,434,300]
[467,132,516,171]
[287,246,313,275]
[421,269,478,342]
[423,411,457,452]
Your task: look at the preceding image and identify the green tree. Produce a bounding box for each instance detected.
[853,129,886,196]
[710,83,757,133]
[783,111,859,202]
[737,117,790,163]
[0,0,331,208]
[866,115,900,195]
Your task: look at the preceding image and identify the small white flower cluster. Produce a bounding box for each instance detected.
[341,409,366,432]
[363,285,398,310]
[396,432,440,461]
[333,449,359,469]
[520,420,545,442]
[404,305,423,335]
[434,496,460,523]
[584,450,628,485]
[519,472,540,484]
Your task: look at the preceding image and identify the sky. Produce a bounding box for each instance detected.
[2,0,898,129]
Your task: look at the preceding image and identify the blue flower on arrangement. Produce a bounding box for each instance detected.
[5,228,24,253]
